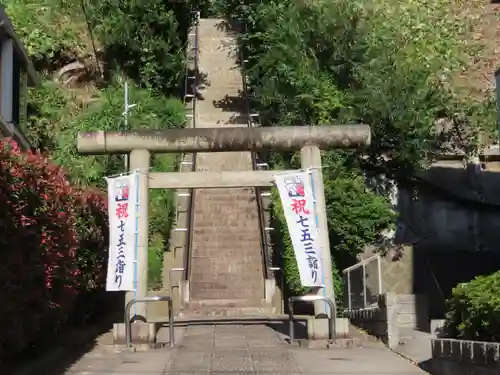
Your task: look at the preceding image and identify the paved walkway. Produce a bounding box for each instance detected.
[61,324,428,375]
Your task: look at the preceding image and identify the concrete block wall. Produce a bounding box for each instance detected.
[431,338,500,375]
[344,293,399,348]
[396,294,429,330]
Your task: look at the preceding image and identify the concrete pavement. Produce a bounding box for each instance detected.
[60,324,428,375]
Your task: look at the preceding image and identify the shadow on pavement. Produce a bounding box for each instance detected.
[9,294,123,375]
[419,359,432,373]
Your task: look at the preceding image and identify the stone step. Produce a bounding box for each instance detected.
[196,114,244,124]
[180,299,273,318]
[190,241,261,251]
[179,307,274,318]
[190,223,260,233]
[185,17,265,310]
[188,282,262,293]
[196,120,248,127]
[190,272,264,285]
[190,288,262,300]
[189,268,263,277]
[293,338,364,349]
[191,234,259,245]
[189,248,262,259]
[186,298,265,307]
[192,204,256,212]
[190,259,262,270]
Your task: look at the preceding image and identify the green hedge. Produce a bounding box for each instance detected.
[444,271,500,342]
[0,140,109,361]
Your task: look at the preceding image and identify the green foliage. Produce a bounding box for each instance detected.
[24,74,185,290]
[50,77,184,186]
[85,0,189,93]
[322,152,395,265]
[444,272,500,342]
[148,154,179,290]
[239,1,346,125]
[25,79,77,152]
[4,0,88,68]
[217,0,496,176]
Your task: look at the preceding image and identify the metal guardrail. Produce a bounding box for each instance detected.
[342,254,382,310]
[288,295,336,344]
[182,10,200,283]
[239,23,272,279]
[125,296,174,348]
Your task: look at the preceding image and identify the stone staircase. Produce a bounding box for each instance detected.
[180,19,269,317]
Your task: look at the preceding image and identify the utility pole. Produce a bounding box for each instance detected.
[123,80,137,171]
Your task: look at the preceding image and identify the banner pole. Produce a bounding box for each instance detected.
[133,169,140,319]
[308,168,328,314]
[300,146,334,318]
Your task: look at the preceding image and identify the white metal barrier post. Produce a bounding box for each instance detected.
[288,295,336,344]
[125,296,174,348]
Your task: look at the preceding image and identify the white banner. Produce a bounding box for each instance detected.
[105,172,138,291]
[274,170,324,287]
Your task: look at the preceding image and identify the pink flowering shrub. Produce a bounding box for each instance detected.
[0,140,109,359]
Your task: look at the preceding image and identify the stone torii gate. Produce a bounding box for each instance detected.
[77,125,370,320]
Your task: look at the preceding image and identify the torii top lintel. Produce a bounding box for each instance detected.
[77,125,371,155]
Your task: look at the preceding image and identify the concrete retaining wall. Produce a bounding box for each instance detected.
[431,338,500,375]
[396,294,429,330]
[344,293,399,348]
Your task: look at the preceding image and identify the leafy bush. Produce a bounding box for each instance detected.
[25,79,77,152]
[0,140,108,360]
[85,0,190,93]
[72,189,111,324]
[216,0,495,175]
[48,77,184,185]
[444,272,500,342]
[4,0,89,69]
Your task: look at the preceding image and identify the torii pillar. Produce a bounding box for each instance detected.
[77,125,370,320]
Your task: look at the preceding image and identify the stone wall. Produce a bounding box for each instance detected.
[344,293,399,349]
[431,338,500,375]
[396,164,500,318]
[355,160,500,319]
[396,294,428,330]
[397,160,500,254]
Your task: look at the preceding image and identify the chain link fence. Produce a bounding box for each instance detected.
[342,255,383,310]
